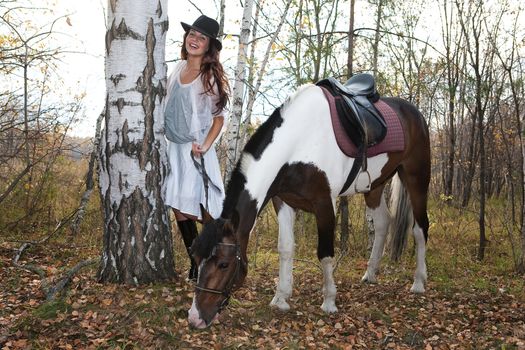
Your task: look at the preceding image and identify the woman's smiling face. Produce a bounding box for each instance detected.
[185,29,210,57]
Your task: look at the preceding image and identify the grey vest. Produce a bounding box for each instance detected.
[164,80,194,143]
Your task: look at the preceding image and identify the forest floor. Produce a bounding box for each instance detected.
[1,231,524,350]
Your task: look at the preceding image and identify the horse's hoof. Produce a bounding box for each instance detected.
[361,271,377,284]
[270,296,290,311]
[410,281,425,294]
[321,302,338,313]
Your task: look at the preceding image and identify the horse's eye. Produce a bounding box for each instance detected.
[218,262,229,269]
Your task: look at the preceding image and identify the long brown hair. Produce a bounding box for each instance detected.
[181,32,230,115]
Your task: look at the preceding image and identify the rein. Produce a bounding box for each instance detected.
[193,242,242,312]
[190,151,222,210]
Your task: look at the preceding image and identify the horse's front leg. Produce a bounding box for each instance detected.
[361,186,389,284]
[270,200,296,311]
[316,199,338,313]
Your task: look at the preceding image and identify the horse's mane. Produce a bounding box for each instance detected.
[220,164,246,220]
[221,106,283,219]
[191,218,226,260]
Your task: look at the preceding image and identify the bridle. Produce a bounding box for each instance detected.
[193,242,242,313]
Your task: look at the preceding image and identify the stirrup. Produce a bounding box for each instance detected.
[354,169,371,193]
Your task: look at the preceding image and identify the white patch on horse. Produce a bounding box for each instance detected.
[410,222,427,293]
[341,153,389,196]
[188,297,206,329]
[197,261,205,284]
[270,203,295,311]
[320,257,338,313]
[361,192,390,284]
[281,83,315,113]
[242,86,350,206]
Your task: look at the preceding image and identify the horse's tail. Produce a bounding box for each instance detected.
[389,173,413,261]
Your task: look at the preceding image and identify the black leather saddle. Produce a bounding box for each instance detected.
[316,74,386,151]
[316,74,387,193]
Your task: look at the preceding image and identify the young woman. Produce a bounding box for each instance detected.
[164,15,229,281]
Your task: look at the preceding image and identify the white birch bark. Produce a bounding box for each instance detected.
[223,0,255,181]
[219,0,226,38]
[244,0,261,127]
[98,0,175,284]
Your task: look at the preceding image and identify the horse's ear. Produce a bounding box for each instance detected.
[200,204,214,224]
[222,210,239,237]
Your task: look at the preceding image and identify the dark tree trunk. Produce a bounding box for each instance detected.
[339,0,356,252]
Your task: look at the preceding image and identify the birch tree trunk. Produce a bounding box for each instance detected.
[218,0,226,39]
[244,0,262,127]
[224,0,255,181]
[98,0,175,284]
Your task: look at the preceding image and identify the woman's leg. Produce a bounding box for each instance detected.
[174,209,199,281]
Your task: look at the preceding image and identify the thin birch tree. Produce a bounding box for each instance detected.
[224,0,255,181]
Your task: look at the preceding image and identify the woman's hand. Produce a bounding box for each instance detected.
[192,116,224,158]
[192,142,210,158]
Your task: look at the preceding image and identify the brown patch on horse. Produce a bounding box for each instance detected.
[375,97,430,240]
[266,163,336,259]
[266,163,333,213]
[364,183,386,209]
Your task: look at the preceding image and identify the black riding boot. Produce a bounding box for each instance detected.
[177,220,199,282]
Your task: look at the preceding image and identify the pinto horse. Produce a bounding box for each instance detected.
[188,84,430,328]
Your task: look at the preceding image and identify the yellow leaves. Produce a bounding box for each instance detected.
[439,193,454,202]
[0,34,21,48]
[301,17,311,28]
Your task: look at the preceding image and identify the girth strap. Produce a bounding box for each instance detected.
[340,152,363,195]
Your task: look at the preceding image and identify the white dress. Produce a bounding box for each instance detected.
[164,61,225,220]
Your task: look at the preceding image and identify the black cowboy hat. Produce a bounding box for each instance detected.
[181,15,222,51]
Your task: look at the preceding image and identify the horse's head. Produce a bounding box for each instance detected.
[188,207,247,328]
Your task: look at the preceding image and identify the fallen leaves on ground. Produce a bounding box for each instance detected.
[1,247,524,349]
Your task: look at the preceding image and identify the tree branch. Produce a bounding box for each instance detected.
[45,259,98,300]
[71,111,105,234]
